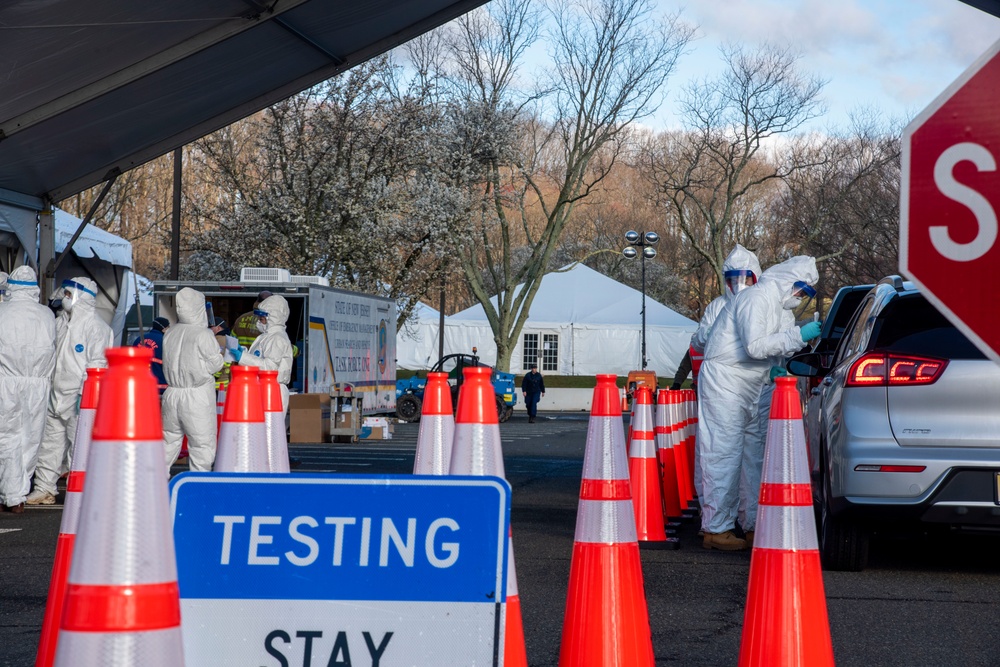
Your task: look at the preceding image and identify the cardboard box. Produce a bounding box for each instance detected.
[361,417,394,440]
[288,393,331,443]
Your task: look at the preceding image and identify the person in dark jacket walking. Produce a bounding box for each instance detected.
[521,364,545,423]
[132,316,170,394]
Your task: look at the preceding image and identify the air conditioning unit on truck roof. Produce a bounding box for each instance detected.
[240,267,291,283]
[290,274,331,287]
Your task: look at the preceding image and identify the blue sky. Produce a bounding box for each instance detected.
[651,0,1000,132]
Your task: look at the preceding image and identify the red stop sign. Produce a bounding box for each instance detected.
[901,39,1000,363]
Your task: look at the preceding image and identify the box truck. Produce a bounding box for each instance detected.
[152,270,396,416]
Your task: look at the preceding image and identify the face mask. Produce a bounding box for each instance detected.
[783,295,802,310]
[63,294,74,312]
[256,321,267,333]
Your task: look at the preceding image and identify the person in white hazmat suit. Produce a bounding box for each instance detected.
[162,288,225,472]
[737,291,815,543]
[229,294,293,415]
[688,244,762,501]
[27,278,113,505]
[697,256,821,550]
[0,267,56,512]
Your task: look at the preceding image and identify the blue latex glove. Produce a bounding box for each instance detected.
[229,347,242,363]
[800,321,822,342]
[769,366,787,381]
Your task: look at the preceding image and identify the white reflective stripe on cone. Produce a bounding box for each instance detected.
[582,416,629,482]
[413,414,455,475]
[574,499,638,544]
[654,401,669,429]
[506,537,519,596]
[449,423,505,477]
[762,420,811,485]
[67,440,176,586]
[668,401,683,449]
[55,627,184,666]
[69,409,96,473]
[632,402,653,433]
[217,390,226,414]
[215,422,269,473]
[628,433,657,459]
[264,412,290,473]
[754,504,820,551]
[59,491,83,536]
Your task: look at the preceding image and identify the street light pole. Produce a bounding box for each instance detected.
[623,230,659,370]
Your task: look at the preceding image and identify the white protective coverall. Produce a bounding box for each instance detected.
[697,256,819,536]
[162,288,224,471]
[31,277,113,498]
[237,294,293,415]
[0,267,56,507]
[689,244,762,500]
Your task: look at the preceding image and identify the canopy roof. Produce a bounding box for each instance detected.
[450,264,696,328]
[0,0,486,206]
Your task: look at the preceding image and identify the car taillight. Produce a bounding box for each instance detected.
[846,352,947,387]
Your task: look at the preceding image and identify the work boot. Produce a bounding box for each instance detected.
[744,530,754,548]
[7,503,24,514]
[528,416,535,423]
[25,490,56,505]
[702,530,747,551]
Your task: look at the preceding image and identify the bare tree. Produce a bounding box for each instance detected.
[775,109,902,297]
[647,43,825,310]
[444,0,694,370]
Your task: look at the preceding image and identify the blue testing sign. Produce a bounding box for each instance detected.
[169,472,511,667]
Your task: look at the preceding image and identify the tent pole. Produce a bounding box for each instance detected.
[438,271,445,361]
[170,147,182,280]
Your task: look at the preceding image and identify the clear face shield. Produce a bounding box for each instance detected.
[254,308,269,332]
[783,281,817,310]
[724,269,757,295]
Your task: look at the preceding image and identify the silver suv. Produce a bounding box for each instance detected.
[788,276,1000,571]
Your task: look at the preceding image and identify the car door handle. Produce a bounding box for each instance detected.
[822,377,834,386]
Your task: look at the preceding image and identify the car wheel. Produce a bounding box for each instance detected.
[496,395,511,423]
[819,474,869,572]
[396,394,422,422]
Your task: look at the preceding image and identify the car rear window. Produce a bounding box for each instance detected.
[872,295,986,360]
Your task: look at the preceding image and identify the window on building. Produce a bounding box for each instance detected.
[541,334,559,372]
[522,333,538,371]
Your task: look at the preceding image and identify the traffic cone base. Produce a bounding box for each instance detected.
[559,542,654,667]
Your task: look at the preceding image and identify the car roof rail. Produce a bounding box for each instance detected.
[877,275,907,292]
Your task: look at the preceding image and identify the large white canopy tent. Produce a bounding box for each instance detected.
[0,0,488,291]
[397,264,697,377]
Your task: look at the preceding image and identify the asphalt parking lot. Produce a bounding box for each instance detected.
[3,413,1000,666]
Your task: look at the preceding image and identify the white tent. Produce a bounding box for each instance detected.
[0,206,134,341]
[397,264,697,376]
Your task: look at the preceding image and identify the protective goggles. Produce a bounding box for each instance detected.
[253,309,269,319]
[793,281,817,299]
[60,279,96,296]
[724,269,757,293]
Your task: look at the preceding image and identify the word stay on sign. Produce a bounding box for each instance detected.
[169,473,510,667]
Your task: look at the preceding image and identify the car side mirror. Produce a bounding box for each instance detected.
[786,352,827,378]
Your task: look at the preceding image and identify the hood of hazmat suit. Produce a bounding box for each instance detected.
[240,294,294,412]
[49,277,113,418]
[691,244,763,354]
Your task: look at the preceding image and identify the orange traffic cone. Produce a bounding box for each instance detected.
[627,386,677,549]
[559,374,655,667]
[654,388,683,521]
[214,365,268,472]
[259,370,289,472]
[449,366,527,667]
[53,347,184,666]
[216,382,227,436]
[36,367,105,667]
[738,376,834,667]
[681,389,698,500]
[668,390,695,509]
[413,372,454,474]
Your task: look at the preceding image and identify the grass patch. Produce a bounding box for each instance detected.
[397,368,692,390]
